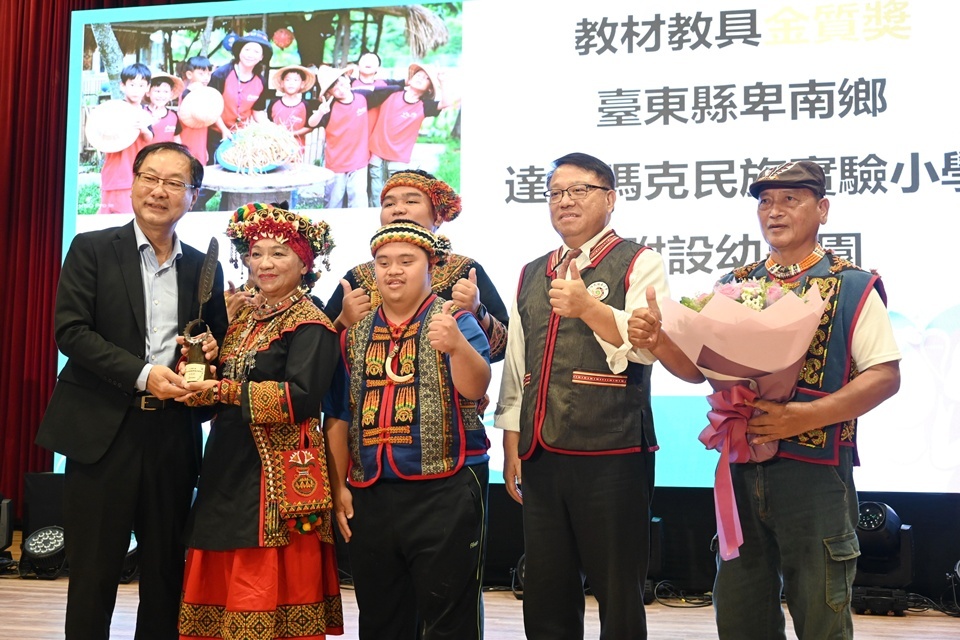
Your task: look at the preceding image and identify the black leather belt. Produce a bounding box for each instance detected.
[131,394,169,411]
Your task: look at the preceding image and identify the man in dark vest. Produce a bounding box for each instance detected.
[494,152,702,639]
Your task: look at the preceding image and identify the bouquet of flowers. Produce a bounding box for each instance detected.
[662,278,829,560]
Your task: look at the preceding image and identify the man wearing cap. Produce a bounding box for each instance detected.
[705,160,901,639]
[324,220,491,639]
[367,62,457,209]
[37,141,229,640]
[495,152,703,639]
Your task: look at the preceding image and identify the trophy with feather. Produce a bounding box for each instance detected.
[183,238,219,383]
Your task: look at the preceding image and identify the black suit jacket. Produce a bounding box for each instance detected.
[37,221,229,464]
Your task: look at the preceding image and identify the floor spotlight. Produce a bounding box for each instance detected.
[19,525,67,579]
[853,501,914,615]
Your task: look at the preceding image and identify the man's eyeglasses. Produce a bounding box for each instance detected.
[543,184,612,203]
[135,172,196,194]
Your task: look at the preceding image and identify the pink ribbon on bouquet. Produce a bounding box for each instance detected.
[699,384,757,561]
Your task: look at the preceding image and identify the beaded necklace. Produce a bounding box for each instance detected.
[223,288,306,382]
[384,323,414,383]
[766,244,826,280]
[252,286,307,320]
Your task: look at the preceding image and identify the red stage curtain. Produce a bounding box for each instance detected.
[0,0,205,518]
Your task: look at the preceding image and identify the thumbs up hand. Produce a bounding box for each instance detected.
[452,267,481,315]
[428,300,465,353]
[549,260,593,319]
[628,286,664,351]
[338,278,372,329]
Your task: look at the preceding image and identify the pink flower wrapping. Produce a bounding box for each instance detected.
[661,285,829,560]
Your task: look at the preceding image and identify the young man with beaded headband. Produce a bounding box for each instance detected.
[176,203,345,639]
[635,161,902,639]
[325,169,509,365]
[324,220,492,639]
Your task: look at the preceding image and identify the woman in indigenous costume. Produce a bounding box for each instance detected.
[177,202,343,640]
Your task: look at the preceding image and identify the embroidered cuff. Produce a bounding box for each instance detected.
[184,385,217,407]
[219,379,242,406]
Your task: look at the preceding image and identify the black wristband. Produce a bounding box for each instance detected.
[475,303,488,323]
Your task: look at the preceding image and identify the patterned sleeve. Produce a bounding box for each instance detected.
[472,261,509,363]
[242,323,340,425]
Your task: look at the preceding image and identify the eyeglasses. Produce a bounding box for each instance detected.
[135,172,196,193]
[543,184,612,203]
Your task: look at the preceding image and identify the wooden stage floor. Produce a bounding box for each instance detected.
[3,576,958,639]
[2,531,957,639]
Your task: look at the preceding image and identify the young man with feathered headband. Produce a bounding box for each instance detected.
[324,219,491,639]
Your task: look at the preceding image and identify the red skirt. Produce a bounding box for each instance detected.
[179,532,344,639]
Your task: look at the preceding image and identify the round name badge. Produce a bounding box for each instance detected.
[587,281,610,301]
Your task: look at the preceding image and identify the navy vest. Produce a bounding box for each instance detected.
[722,253,885,465]
[344,295,488,484]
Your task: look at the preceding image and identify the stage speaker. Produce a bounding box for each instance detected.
[0,497,12,553]
[23,472,65,537]
[0,496,13,574]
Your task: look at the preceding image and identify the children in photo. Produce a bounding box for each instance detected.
[367,63,457,205]
[98,63,154,214]
[146,72,183,144]
[348,52,403,206]
[313,66,395,210]
[267,65,323,153]
[178,56,214,166]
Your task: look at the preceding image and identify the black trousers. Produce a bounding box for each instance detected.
[521,449,654,640]
[63,405,199,640]
[347,463,489,640]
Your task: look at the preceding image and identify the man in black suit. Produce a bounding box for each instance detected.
[36,142,228,640]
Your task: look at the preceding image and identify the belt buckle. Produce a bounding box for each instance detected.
[138,395,157,411]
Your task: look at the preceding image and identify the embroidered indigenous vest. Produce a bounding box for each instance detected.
[343,295,488,485]
[723,253,886,465]
[349,254,508,361]
[517,234,655,458]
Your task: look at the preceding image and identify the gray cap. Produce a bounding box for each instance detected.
[749,161,826,198]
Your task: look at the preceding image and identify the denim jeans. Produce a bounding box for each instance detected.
[367,155,384,208]
[714,447,860,640]
[324,167,368,209]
